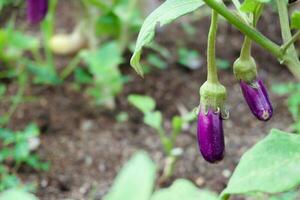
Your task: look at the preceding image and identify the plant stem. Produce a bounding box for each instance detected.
[231,0,249,23]
[161,155,177,181]
[202,0,300,80]
[203,0,282,58]
[60,55,81,80]
[41,0,57,68]
[281,30,300,54]
[2,64,27,127]
[276,0,300,79]
[207,9,219,84]
[276,0,298,58]
[240,36,252,60]
[240,4,263,61]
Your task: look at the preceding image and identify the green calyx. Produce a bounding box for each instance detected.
[200,81,227,110]
[233,56,257,83]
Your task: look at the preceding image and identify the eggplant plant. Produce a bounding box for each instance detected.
[130,0,300,199]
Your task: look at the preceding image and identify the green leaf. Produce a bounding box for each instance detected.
[171,116,183,136]
[216,58,230,70]
[80,42,124,104]
[220,129,300,199]
[272,83,299,95]
[178,48,202,70]
[151,179,218,200]
[81,42,122,78]
[0,175,21,192]
[23,123,40,138]
[128,94,156,114]
[288,93,300,120]
[291,11,300,29]
[8,31,39,50]
[25,155,50,171]
[115,112,129,123]
[144,111,162,130]
[14,141,30,162]
[146,54,167,70]
[0,84,6,97]
[96,12,121,37]
[74,68,93,84]
[0,0,18,10]
[103,151,156,200]
[240,0,270,13]
[130,0,204,76]
[26,62,61,85]
[0,189,38,200]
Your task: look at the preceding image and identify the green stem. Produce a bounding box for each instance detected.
[240,4,263,61]
[156,128,172,155]
[41,0,57,68]
[207,9,219,84]
[31,48,43,64]
[240,36,252,60]
[202,0,300,80]
[2,64,27,127]
[276,0,298,58]
[202,0,282,58]
[276,0,300,79]
[161,155,177,181]
[281,30,300,54]
[60,55,81,80]
[231,0,249,23]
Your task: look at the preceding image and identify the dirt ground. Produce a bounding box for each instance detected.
[2,1,298,200]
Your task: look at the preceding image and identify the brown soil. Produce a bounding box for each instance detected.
[1,1,297,200]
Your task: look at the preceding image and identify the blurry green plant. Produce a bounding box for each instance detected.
[128,94,195,181]
[0,0,21,11]
[178,48,202,70]
[272,82,300,133]
[146,54,168,70]
[79,42,125,108]
[0,123,49,192]
[0,0,60,85]
[0,0,59,125]
[50,0,144,108]
[0,0,145,125]
[103,130,300,200]
[103,151,218,200]
[0,189,38,200]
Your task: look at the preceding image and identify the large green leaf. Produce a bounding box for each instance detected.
[103,151,156,200]
[0,189,38,200]
[130,0,204,76]
[220,129,300,199]
[151,179,218,200]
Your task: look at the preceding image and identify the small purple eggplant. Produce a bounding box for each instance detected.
[197,107,225,163]
[240,79,273,121]
[27,0,48,24]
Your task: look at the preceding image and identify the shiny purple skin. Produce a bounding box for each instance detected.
[240,79,273,121]
[27,0,48,24]
[197,109,225,163]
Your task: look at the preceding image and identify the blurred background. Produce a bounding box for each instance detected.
[0,0,299,199]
